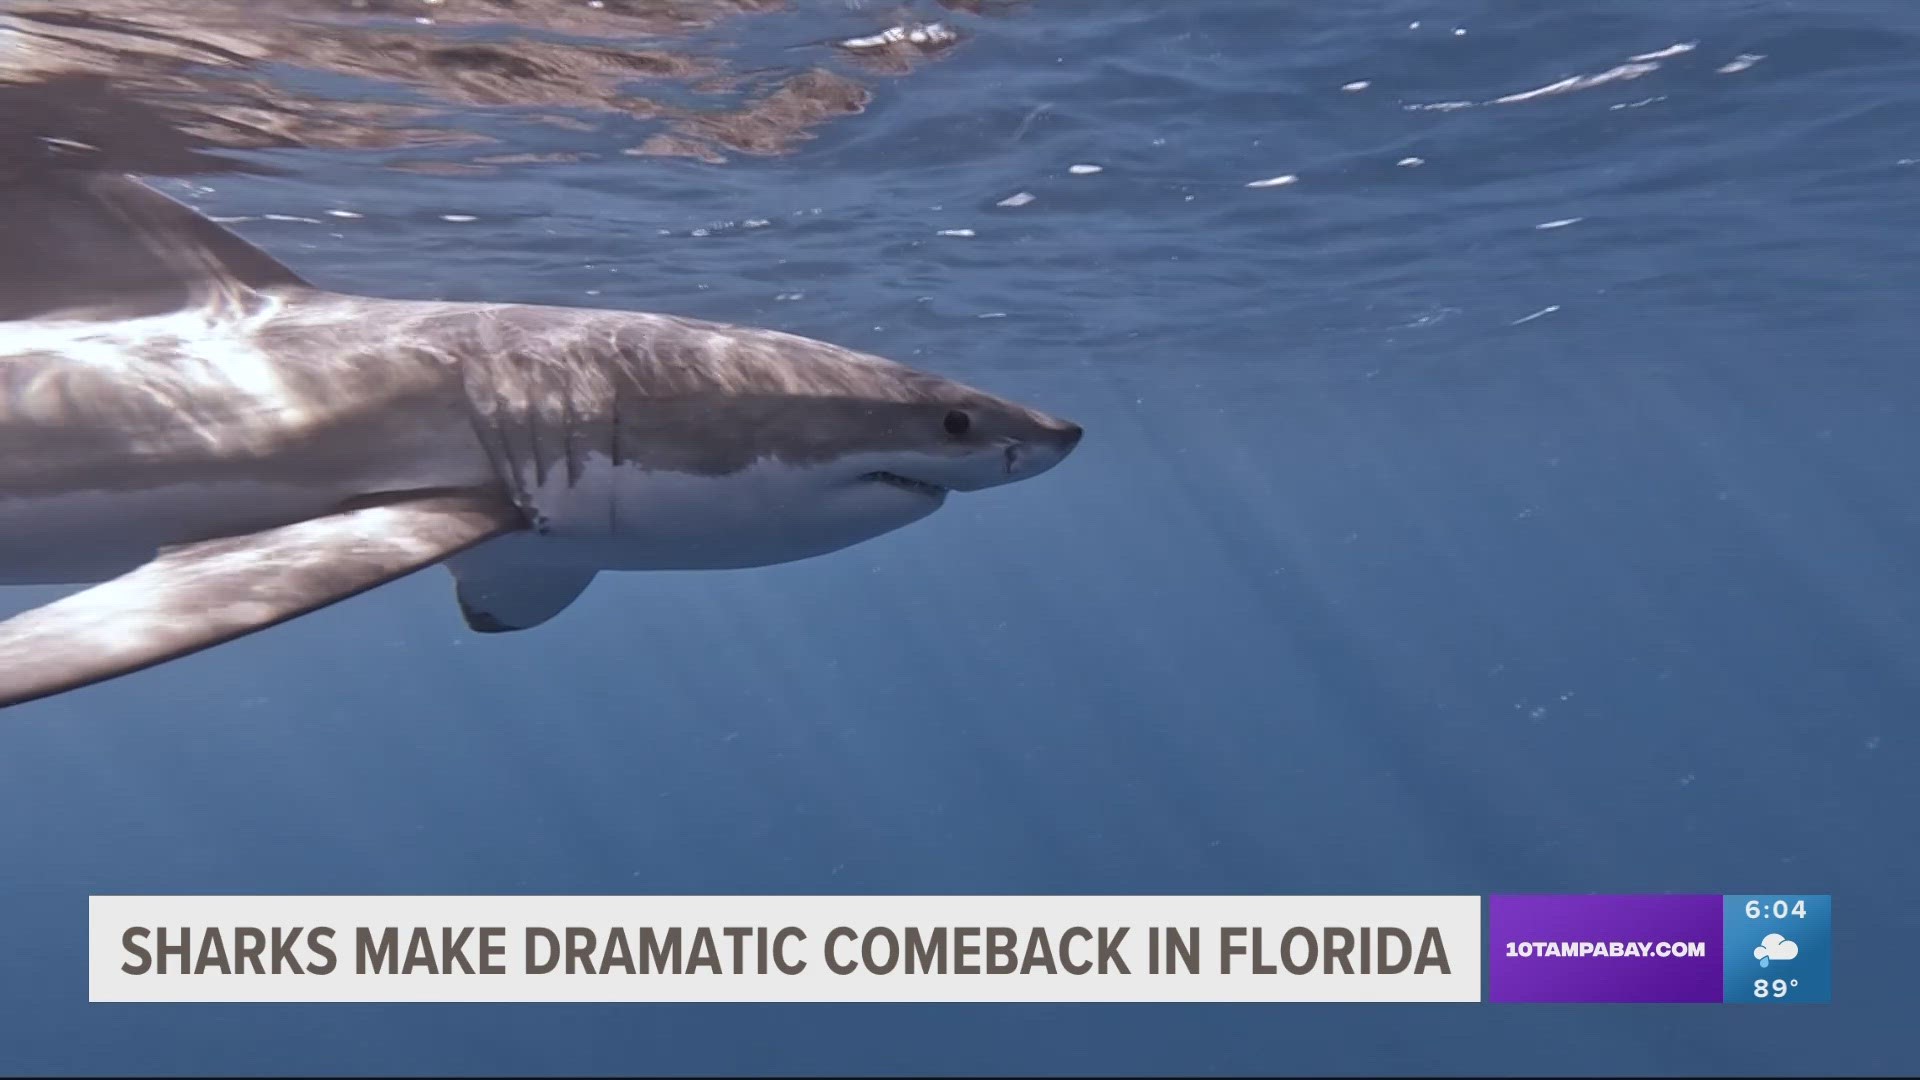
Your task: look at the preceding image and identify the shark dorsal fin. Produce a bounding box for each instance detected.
[1,171,313,322]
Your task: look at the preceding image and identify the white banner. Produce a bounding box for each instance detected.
[89,894,1482,1003]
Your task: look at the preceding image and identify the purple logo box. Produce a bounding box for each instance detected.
[1488,894,1723,1003]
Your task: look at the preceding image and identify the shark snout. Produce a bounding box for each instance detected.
[1044,418,1084,453]
[1006,417,1084,480]
[1038,413,1084,460]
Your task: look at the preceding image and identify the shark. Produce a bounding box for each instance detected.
[0,170,1082,710]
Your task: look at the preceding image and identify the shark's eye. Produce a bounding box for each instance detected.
[943,409,972,438]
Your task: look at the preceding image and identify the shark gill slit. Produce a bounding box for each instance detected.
[607,387,622,536]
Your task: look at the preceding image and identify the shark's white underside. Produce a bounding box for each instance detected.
[0,450,946,587]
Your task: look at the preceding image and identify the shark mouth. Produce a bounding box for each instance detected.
[862,471,947,498]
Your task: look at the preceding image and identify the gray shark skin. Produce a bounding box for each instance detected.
[0,170,1082,710]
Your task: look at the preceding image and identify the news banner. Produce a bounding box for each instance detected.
[88,894,1831,1004]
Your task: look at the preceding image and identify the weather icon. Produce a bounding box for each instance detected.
[1754,933,1799,968]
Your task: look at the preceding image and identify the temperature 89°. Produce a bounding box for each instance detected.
[1745,899,1808,919]
[1754,978,1800,999]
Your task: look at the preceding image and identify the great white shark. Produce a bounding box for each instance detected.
[0,170,1082,710]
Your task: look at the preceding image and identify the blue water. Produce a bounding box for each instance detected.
[4,0,1919,1073]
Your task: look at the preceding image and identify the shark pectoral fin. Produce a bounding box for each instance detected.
[0,494,525,710]
[447,557,597,634]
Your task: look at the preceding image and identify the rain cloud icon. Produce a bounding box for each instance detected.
[1754,933,1799,968]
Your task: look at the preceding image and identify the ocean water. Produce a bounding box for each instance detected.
[3,0,1918,1074]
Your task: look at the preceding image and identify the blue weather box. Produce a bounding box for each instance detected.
[1723,895,1831,1004]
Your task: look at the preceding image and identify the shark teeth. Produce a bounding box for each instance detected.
[862,471,945,497]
